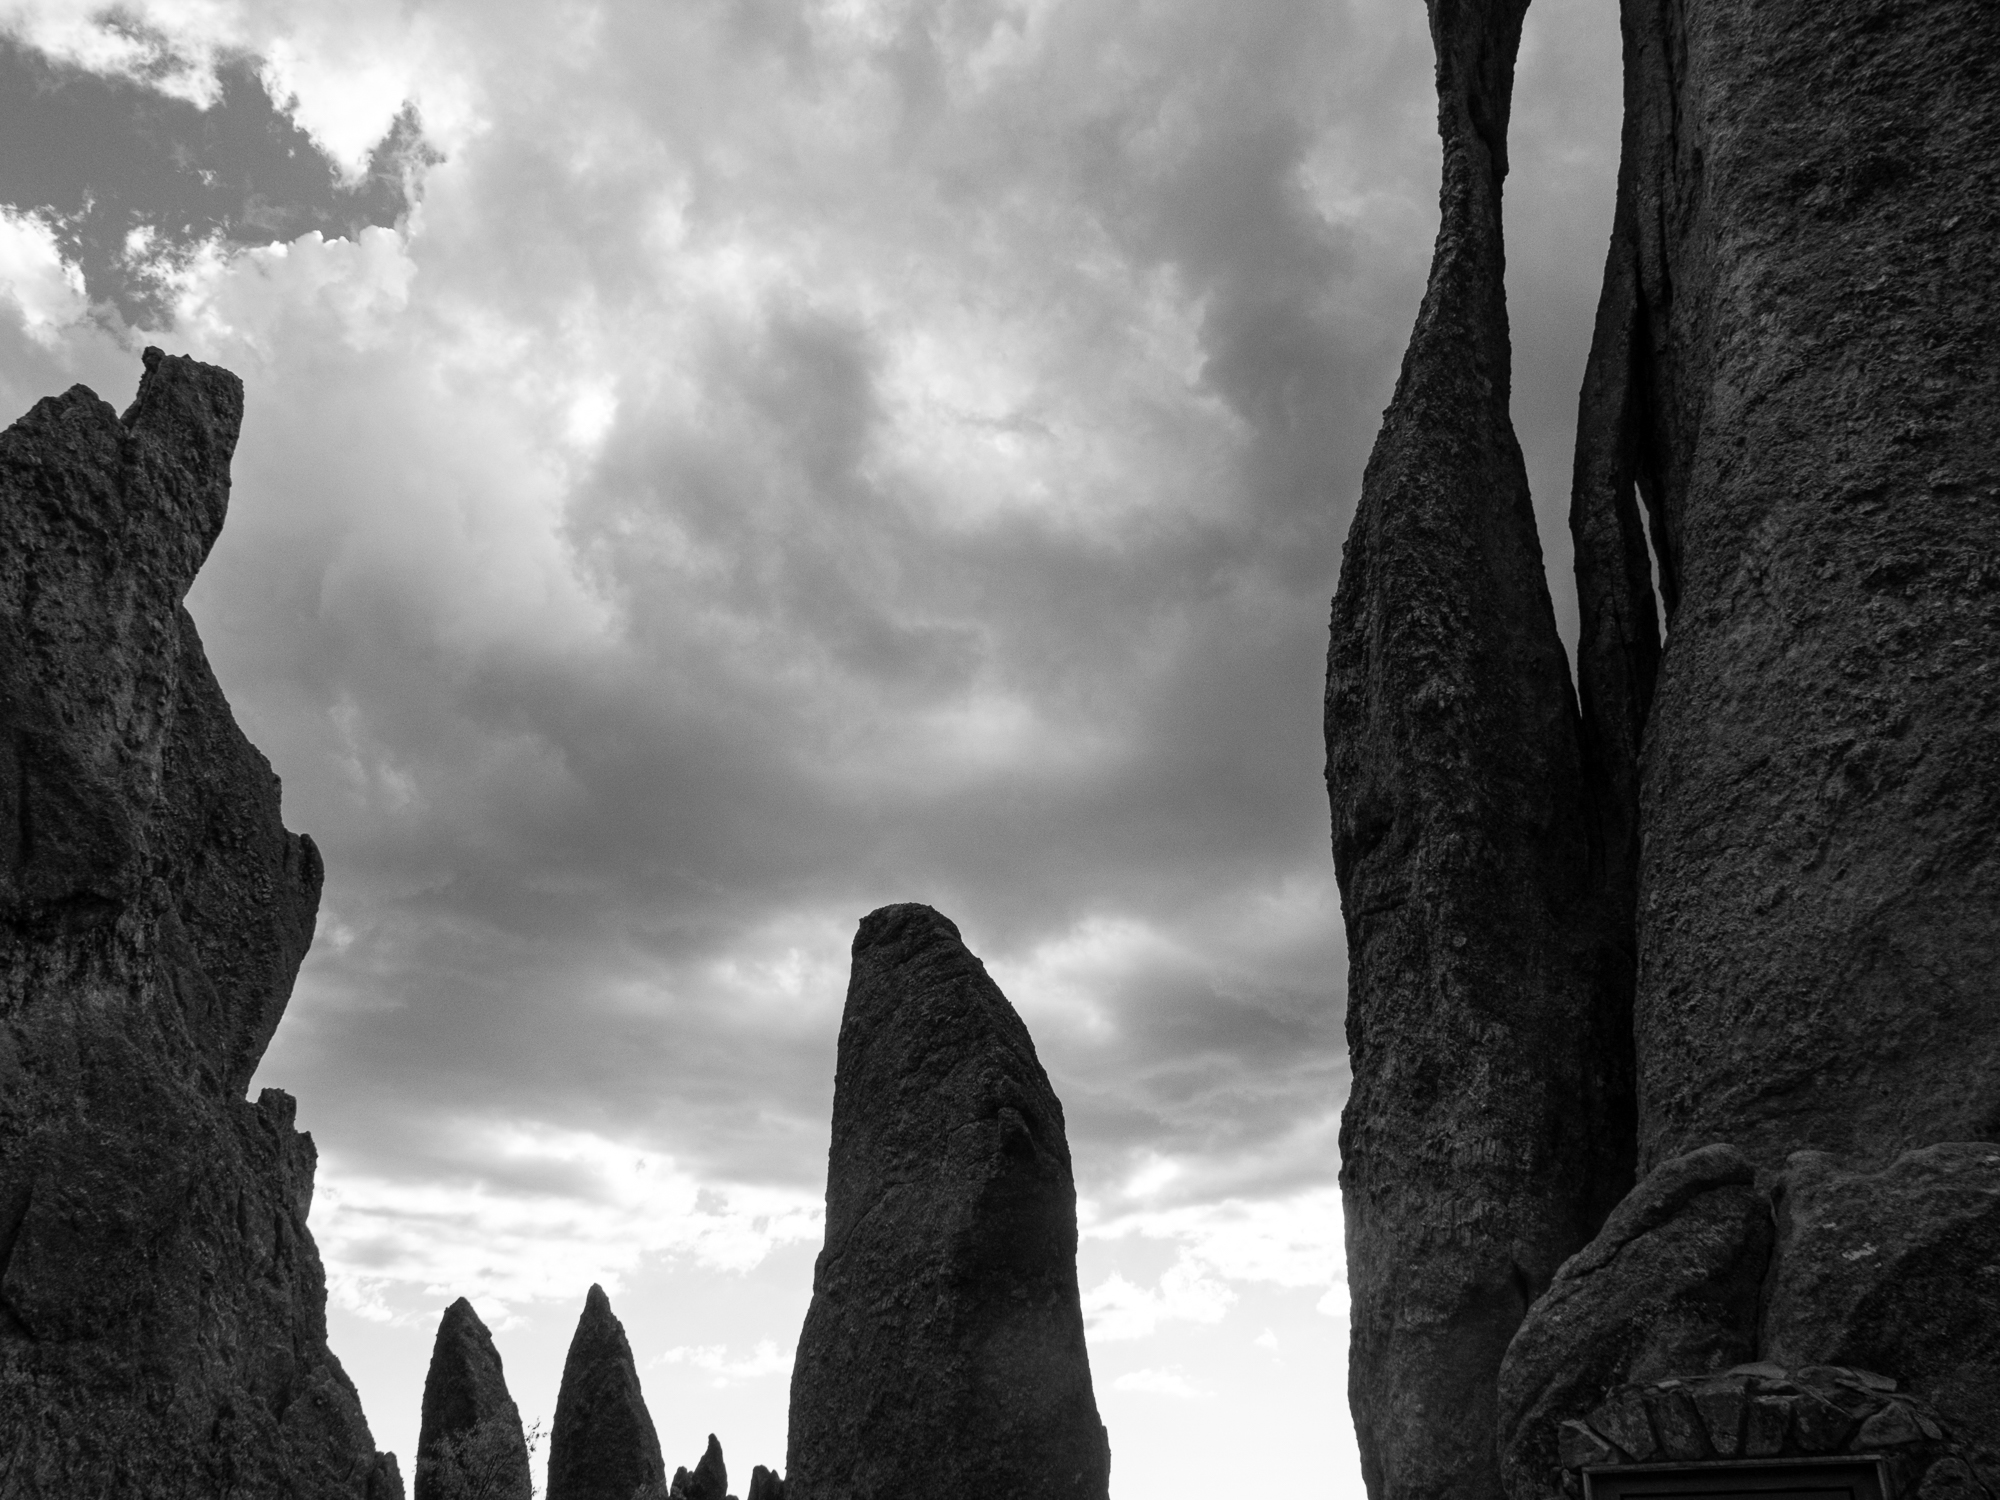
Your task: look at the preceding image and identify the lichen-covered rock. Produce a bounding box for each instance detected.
[783,904,1109,1500]
[0,351,398,1495]
[670,1434,728,1500]
[1571,0,2000,1174]
[1323,2,1638,1492]
[415,1298,531,1500]
[1762,1145,2000,1485]
[547,1284,665,1500]
[1498,1146,1772,1500]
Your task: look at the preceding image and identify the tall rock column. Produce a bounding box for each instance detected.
[783,903,1110,1500]
[1569,0,2000,1170]
[0,351,399,1497]
[546,1284,666,1500]
[415,1298,532,1500]
[1323,3,1634,1498]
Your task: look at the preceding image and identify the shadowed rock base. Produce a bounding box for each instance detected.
[0,351,397,1496]
[547,1283,666,1500]
[416,1298,531,1500]
[783,903,1109,1500]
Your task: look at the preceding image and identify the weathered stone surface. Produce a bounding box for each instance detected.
[415,1298,531,1500]
[670,1434,728,1500]
[1322,1,1636,1496]
[0,351,397,1495]
[1762,1145,2000,1482]
[746,1464,785,1500]
[784,904,1109,1500]
[547,1284,665,1500]
[1570,0,2000,1174]
[1497,1147,1770,1500]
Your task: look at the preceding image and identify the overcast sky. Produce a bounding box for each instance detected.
[0,1,1619,1491]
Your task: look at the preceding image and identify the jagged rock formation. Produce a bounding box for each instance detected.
[0,350,399,1496]
[783,904,1110,1500]
[415,1298,531,1500]
[546,1283,666,1500]
[1570,0,2000,1170]
[670,1433,728,1500]
[1321,1,1635,1496]
[746,1464,784,1500]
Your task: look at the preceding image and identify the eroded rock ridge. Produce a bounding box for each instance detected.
[0,350,399,1496]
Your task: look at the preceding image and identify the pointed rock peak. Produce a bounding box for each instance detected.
[784,904,1110,1500]
[547,1284,666,1500]
[747,1465,786,1500]
[670,1433,728,1500]
[416,1296,530,1500]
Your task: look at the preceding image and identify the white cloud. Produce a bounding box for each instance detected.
[1113,1365,1205,1399]
[1083,1257,1236,1342]
[312,1121,822,1323]
[654,1340,794,1385]
[0,209,86,344]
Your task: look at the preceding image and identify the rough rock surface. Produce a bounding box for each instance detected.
[1570,0,2000,1171]
[546,1284,665,1500]
[746,1465,785,1500]
[783,904,1109,1500]
[669,1433,729,1500]
[1555,1365,1992,1500]
[1762,1145,2000,1483]
[1322,2,1635,1497]
[0,351,399,1496]
[415,1298,531,1500]
[1497,1146,1772,1500]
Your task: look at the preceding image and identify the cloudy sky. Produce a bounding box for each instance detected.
[0,0,1620,1491]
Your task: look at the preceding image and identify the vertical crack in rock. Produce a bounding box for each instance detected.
[1323,3,1636,1497]
[0,350,399,1496]
[783,903,1110,1500]
[415,1297,532,1500]
[1574,0,2000,1171]
[547,1283,666,1500]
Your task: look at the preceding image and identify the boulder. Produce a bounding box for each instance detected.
[783,904,1109,1500]
[0,351,398,1495]
[546,1284,666,1500]
[1498,1146,1772,1500]
[1762,1145,2000,1485]
[415,1298,531,1500]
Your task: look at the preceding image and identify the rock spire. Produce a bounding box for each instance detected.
[1322,2,1635,1497]
[783,903,1110,1500]
[415,1298,532,1500]
[546,1283,666,1500]
[0,350,399,1495]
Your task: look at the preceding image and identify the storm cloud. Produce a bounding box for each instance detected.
[0,0,1620,1490]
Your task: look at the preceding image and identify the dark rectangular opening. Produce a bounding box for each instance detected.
[1586,1458,1893,1500]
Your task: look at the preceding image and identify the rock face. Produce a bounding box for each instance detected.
[783,904,1109,1500]
[1497,1147,1773,1498]
[0,351,399,1496]
[415,1298,532,1500]
[546,1283,666,1500]
[1761,1146,2000,1483]
[1570,0,2000,1172]
[1322,1,1635,1496]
